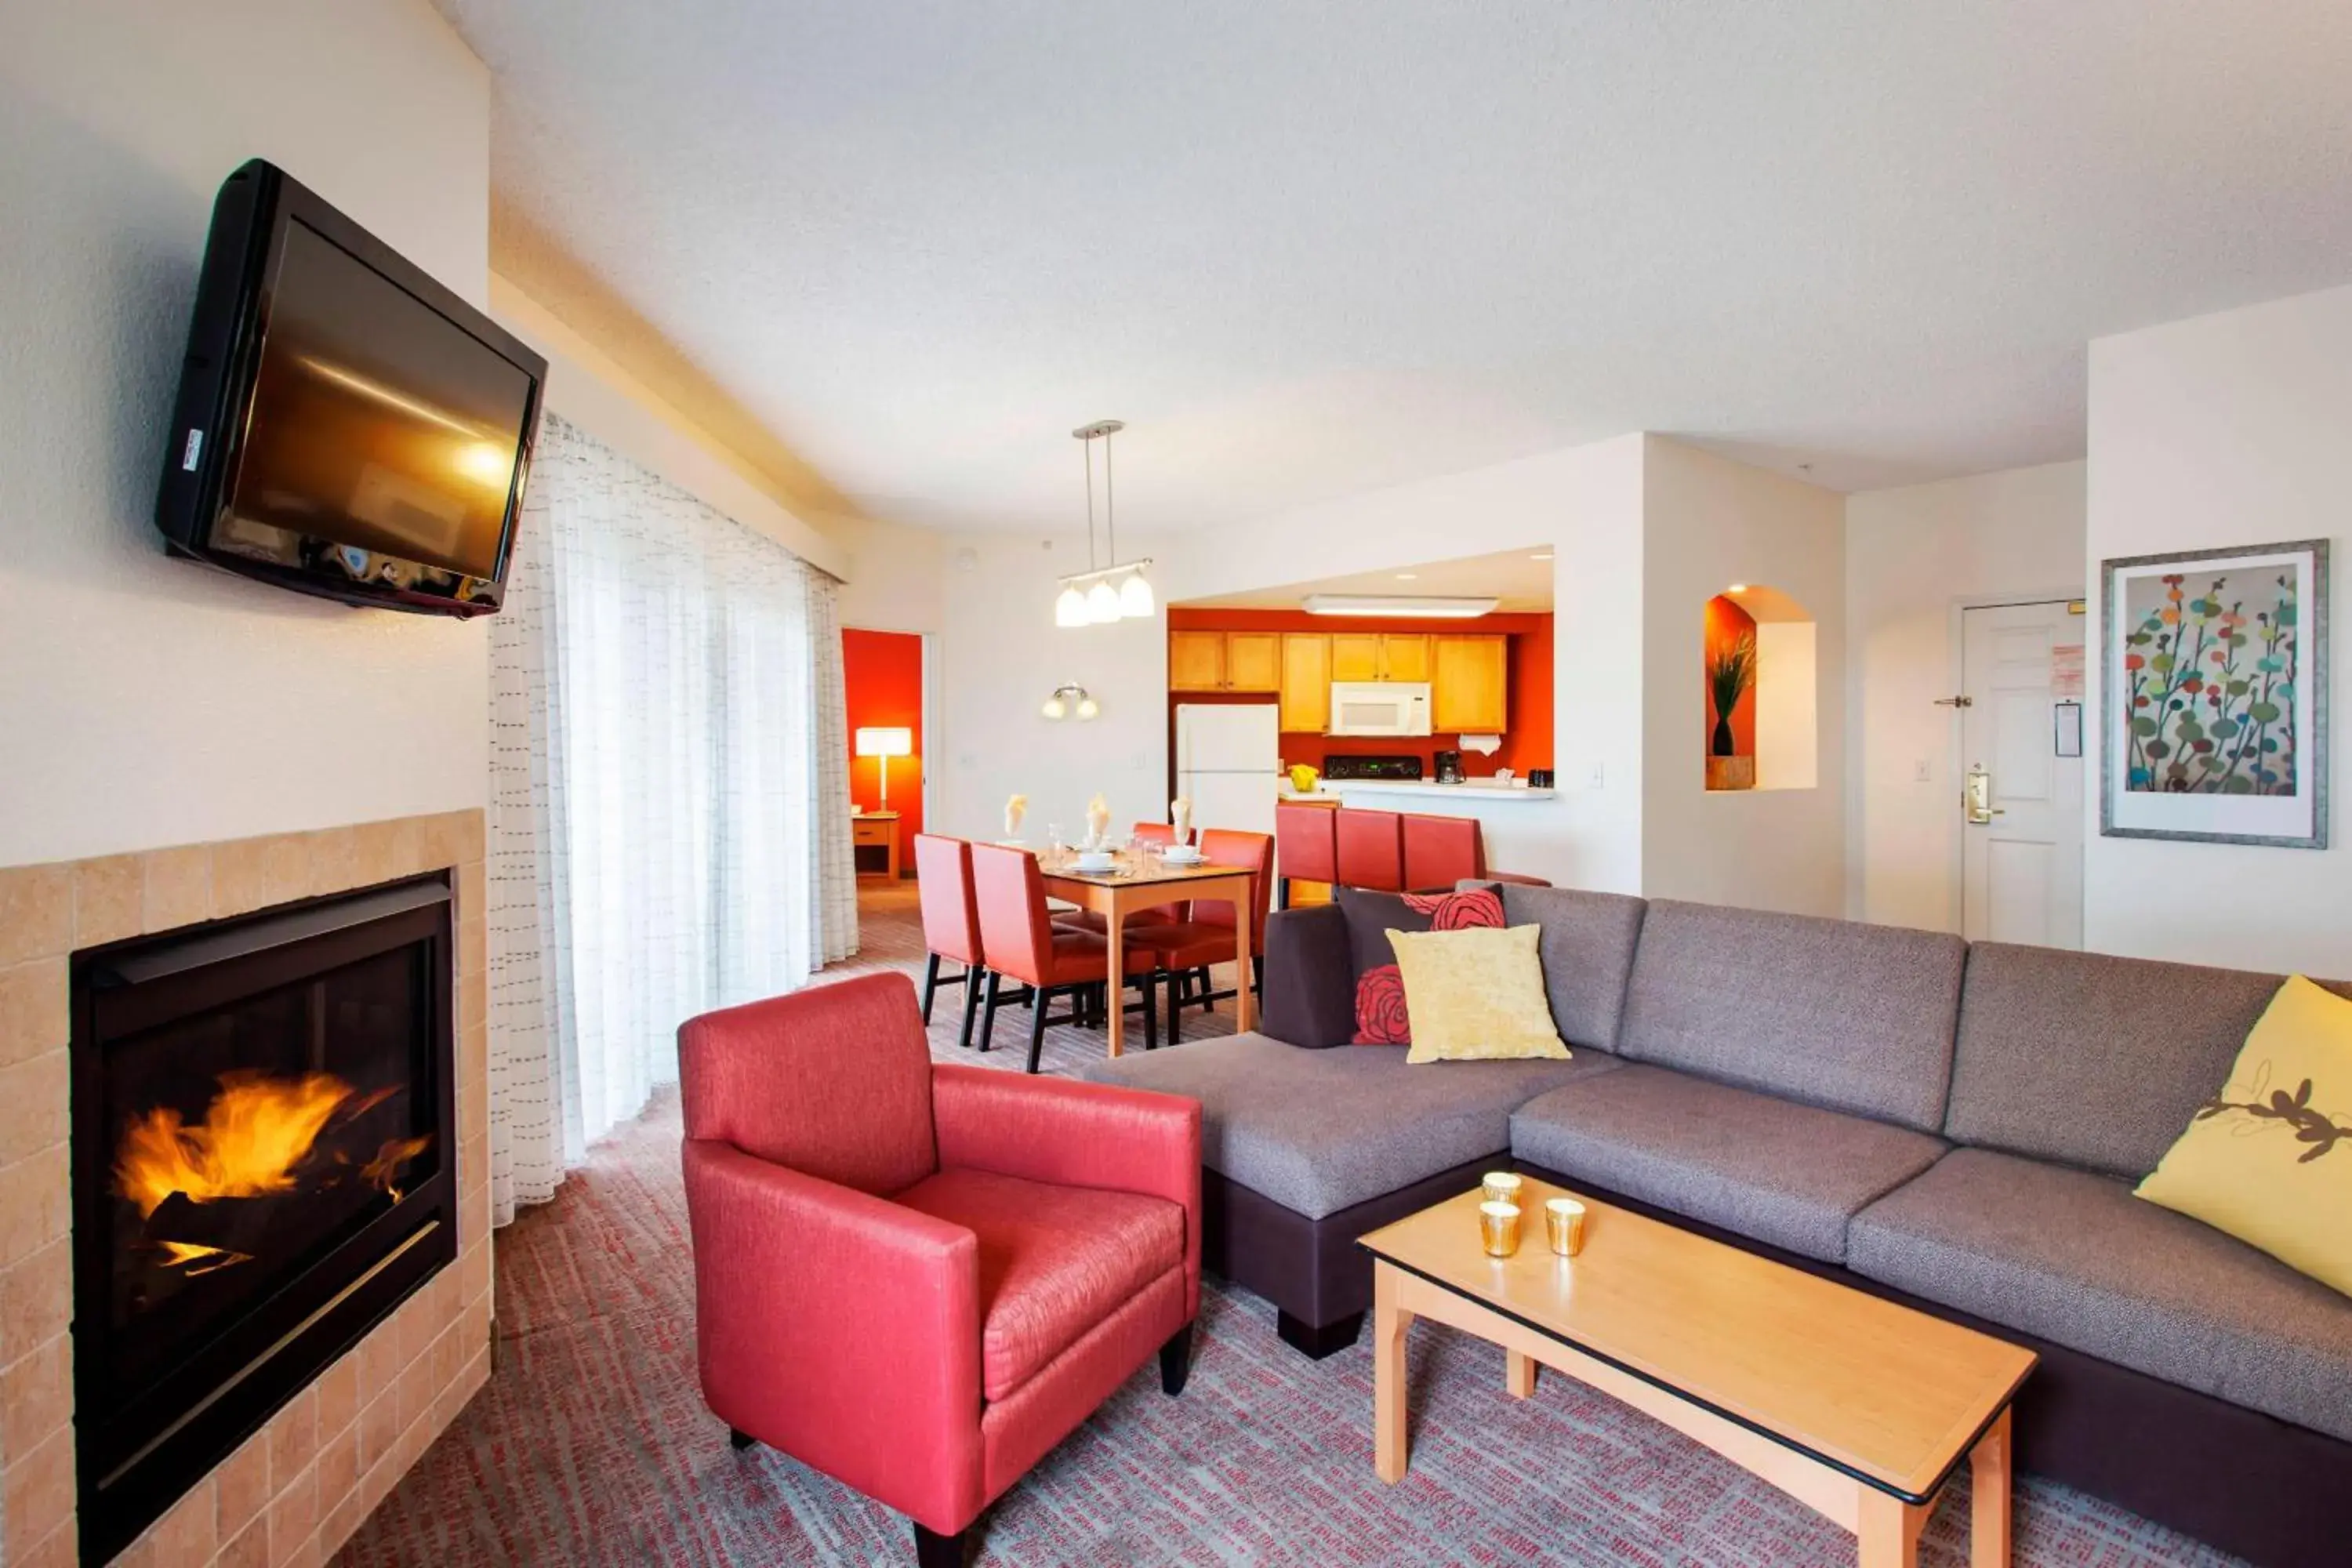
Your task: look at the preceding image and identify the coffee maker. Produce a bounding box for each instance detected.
[1433,749,1465,784]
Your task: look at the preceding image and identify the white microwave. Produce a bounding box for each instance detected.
[1327,681,1432,737]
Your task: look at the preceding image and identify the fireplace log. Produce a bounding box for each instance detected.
[142,1190,318,1258]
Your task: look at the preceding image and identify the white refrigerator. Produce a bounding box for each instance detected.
[1174,704,1280,839]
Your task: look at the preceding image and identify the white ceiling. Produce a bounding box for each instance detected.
[437,1,2352,532]
[1181,546,1556,614]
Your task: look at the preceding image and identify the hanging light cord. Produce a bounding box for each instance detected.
[1104,425,1116,568]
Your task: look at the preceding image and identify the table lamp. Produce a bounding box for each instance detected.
[855,726,913,810]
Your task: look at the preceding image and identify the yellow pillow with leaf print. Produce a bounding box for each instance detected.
[1386,924,1570,1065]
[2136,975,2352,1299]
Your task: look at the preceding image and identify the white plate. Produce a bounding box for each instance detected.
[1160,848,1205,864]
[1072,852,1117,872]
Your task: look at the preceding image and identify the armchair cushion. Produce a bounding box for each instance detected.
[898,1167,1186,1400]
[678,971,935,1195]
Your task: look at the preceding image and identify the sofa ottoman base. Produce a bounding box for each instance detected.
[1513,1160,2350,1568]
[1275,1309,1364,1359]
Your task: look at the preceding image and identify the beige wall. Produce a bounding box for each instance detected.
[1843,462,2086,929]
[1641,439,1847,916]
[0,1,495,869]
[2085,285,2351,975]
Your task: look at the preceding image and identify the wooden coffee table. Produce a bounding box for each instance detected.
[1359,1176,2035,1567]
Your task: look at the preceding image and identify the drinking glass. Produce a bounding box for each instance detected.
[1478,1200,1523,1258]
[1544,1197,1588,1257]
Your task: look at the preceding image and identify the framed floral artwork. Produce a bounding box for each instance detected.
[2101,539,2330,848]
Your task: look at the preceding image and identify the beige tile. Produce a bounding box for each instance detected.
[215,1427,273,1543]
[0,1332,71,1463]
[3,1425,76,1549]
[358,1388,401,1474]
[0,1143,70,1269]
[456,858,485,921]
[431,1319,465,1396]
[463,1283,493,1351]
[0,1238,71,1360]
[219,1514,272,1568]
[73,853,145,947]
[267,1385,318,1494]
[150,1473,219,1564]
[460,1071,490,1152]
[0,959,67,1070]
[384,817,427,880]
[306,826,359,898]
[421,811,471,874]
[319,1489,368,1565]
[459,1019,488,1089]
[0,1050,66,1166]
[459,1238,492,1310]
[143,844,215,931]
[315,1351,361,1441]
[314,1418,359,1518]
[457,915,486,979]
[351,820,404,887]
[358,1319,401,1400]
[455,811,485,864]
[459,967,487,1040]
[284,1528,325,1568]
[13,1521,76,1568]
[212,833,310,919]
[397,1351,436,1432]
[396,1291,435,1369]
[0,866,72,965]
[268,1463,319,1563]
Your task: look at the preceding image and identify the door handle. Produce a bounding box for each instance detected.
[1964,764,2005,826]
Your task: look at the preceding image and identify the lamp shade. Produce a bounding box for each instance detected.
[854,726,913,759]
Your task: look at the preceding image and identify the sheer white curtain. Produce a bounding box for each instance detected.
[488,413,856,1222]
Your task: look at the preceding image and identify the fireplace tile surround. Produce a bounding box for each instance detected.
[0,811,493,1567]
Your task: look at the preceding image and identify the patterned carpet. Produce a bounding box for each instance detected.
[336,888,2238,1567]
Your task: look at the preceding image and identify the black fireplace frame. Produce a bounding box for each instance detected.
[71,874,458,1565]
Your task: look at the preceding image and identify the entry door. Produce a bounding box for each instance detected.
[1959,601,2084,948]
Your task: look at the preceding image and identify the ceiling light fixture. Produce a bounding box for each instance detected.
[1054,419,1155,628]
[1301,593,1500,619]
[1727,583,1751,593]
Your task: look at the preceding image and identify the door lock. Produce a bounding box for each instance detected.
[1964,764,2005,826]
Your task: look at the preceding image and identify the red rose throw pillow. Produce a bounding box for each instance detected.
[1348,887,1505,1044]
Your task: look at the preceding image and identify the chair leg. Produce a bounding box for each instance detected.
[1163,971,1182,1046]
[1197,967,1215,1016]
[1278,875,1292,909]
[920,952,942,1025]
[728,1426,757,1450]
[1160,1322,1193,1396]
[913,1521,967,1568]
[1026,984,1051,1074]
[957,967,982,1051]
[1141,973,1159,1052]
[978,971,1003,1053]
[1254,953,1265,996]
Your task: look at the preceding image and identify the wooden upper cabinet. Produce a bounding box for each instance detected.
[1329,633,1383,683]
[1279,633,1331,733]
[1225,632,1282,692]
[1432,634,1509,732]
[1379,633,1432,683]
[1168,630,1227,692]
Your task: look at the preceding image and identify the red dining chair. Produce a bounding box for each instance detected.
[1334,807,1405,892]
[913,834,986,1051]
[1129,828,1272,1043]
[1054,822,1182,933]
[971,843,1160,1072]
[679,973,1201,1567]
[1401,812,1484,891]
[1273,802,1338,908]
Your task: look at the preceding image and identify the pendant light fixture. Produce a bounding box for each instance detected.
[1054,419,1155,627]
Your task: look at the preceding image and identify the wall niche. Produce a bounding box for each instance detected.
[1704,586,1817,792]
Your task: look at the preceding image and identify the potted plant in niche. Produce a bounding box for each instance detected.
[1706,632,1757,790]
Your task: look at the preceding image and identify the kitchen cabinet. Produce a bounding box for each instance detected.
[1432,635,1509,732]
[1225,631,1281,692]
[1378,633,1431,682]
[1168,630,1226,691]
[1330,632,1430,683]
[1278,633,1331,732]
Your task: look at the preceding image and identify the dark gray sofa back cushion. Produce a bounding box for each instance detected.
[1617,901,1965,1132]
[1945,943,2352,1178]
[1497,884,1647,1051]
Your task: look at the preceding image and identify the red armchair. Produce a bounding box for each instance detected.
[680,972,1202,1567]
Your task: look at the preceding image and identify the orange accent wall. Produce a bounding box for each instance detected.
[843,627,922,872]
[1165,608,1555,782]
[1703,595,1758,757]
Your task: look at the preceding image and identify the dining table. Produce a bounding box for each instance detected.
[1037,849,1259,1058]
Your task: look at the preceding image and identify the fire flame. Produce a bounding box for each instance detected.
[114,1069,428,1225]
[155,1241,253,1276]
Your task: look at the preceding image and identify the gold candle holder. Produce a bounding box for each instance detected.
[1479,1200,1523,1258]
[1481,1171,1523,1207]
[1544,1196,1588,1257]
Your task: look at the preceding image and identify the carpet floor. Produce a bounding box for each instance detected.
[336,888,2239,1566]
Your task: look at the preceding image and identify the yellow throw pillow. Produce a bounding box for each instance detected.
[2136,975,2352,1299]
[1386,924,1570,1065]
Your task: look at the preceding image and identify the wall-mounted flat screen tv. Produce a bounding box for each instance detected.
[155,160,546,616]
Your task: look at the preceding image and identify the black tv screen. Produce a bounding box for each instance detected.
[157,160,546,616]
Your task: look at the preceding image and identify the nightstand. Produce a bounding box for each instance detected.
[851,811,901,881]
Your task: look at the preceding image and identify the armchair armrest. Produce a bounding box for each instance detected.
[681,1138,985,1533]
[931,1065,1202,1317]
[1259,904,1356,1047]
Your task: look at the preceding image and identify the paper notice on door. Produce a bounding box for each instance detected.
[2050,643,2085,699]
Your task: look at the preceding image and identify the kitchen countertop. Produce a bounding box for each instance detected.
[1282,780,1558,803]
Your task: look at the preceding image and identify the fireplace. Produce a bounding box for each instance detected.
[71,874,459,1563]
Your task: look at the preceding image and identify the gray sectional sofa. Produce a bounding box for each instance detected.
[1081,883,2352,1567]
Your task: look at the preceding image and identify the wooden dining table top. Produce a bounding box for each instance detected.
[1036,855,1254,889]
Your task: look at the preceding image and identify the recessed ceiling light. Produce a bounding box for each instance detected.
[1728,583,1750,593]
